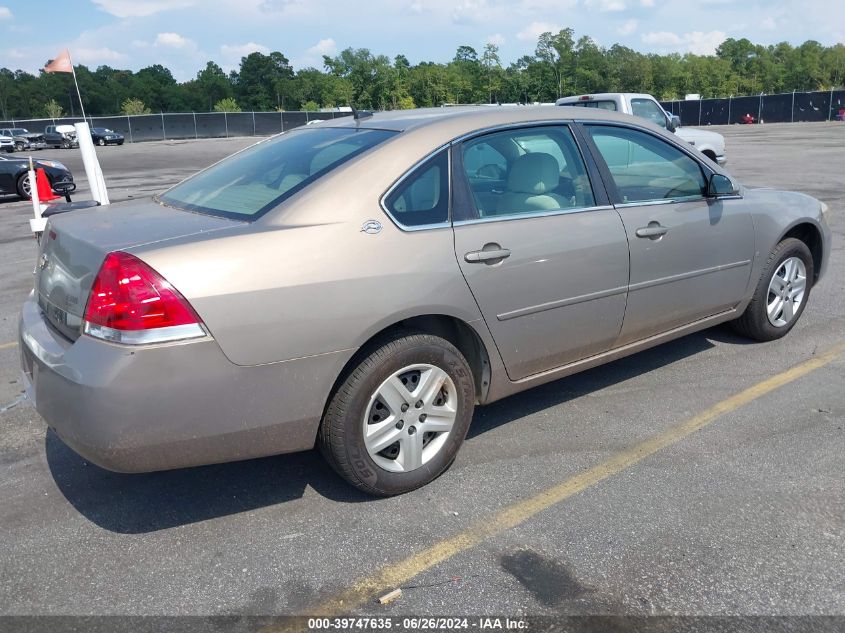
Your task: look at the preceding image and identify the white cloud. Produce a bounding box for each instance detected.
[220,42,270,58]
[451,0,490,25]
[307,38,337,56]
[617,19,638,36]
[73,47,128,63]
[642,29,727,55]
[760,16,779,31]
[2,48,24,59]
[519,0,576,9]
[517,21,561,41]
[487,33,506,46]
[0,6,12,19]
[155,32,193,48]
[640,0,655,6]
[584,0,626,12]
[91,0,196,18]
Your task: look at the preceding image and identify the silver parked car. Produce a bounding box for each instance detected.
[20,106,832,495]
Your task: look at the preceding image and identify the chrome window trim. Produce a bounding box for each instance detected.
[614,198,698,208]
[379,143,452,232]
[450,119,577,145]
[453,204,615,226]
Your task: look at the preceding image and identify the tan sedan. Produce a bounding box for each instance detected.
[20,106,832,495]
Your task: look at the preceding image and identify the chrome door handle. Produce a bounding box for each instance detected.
[464,246,511,263]
[635,223,669,239]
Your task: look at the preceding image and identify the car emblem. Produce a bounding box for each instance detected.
[361,220,382,235]
[38,253,49,270]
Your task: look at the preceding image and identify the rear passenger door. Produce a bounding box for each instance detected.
[452,124,630,381]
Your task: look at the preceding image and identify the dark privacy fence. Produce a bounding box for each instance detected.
[0,110,353,143]
[661,89,845,126]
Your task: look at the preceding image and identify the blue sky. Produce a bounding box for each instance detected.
[2,0,842,81]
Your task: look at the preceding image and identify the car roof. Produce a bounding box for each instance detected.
[315,105,643,135]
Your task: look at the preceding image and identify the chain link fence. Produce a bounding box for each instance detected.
[0,110,353,143]
[5,92,844,140]
[661,89,845,126]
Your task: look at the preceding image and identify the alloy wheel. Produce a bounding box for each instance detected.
[767,256,806,327]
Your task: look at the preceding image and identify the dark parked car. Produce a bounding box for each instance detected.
[0,155,73,198]
[44,125,79,149]
[0,128,47,152]
[90,127,125,146]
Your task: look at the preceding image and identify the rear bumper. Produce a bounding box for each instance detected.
[19,292,350,473]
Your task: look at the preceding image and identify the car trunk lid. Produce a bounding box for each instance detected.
[36,200,241,341]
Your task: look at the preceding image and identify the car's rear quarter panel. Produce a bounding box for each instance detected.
[133,137,489,369]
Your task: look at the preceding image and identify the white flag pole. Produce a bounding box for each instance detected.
[67,50,86,121]
[28,156,47,236]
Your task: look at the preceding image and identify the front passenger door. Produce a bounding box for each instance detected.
[584,124,755,345]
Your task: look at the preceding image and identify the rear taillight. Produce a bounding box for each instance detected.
[82,251,207,345]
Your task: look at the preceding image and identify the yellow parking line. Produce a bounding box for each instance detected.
[0,341,18,351]
[298,339,845,618]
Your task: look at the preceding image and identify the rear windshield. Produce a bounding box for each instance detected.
[159,127,397,220]
[569,100,617,111]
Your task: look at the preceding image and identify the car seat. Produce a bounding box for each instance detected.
[494,153,568,216]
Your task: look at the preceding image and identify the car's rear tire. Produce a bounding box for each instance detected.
[732,238,813,341]
[16,173,32,199]
[97,138,105,146]
[319,331,476,496]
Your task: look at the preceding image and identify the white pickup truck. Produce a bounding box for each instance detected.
[556,93,726,166]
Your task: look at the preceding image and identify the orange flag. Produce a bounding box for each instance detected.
[44,49,73,73]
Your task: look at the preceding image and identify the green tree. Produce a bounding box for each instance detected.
[121,97,152,115]
[323,47,393,109]
[44,98,64,118]
[481,43,503,103]
[197,61,233,111]
[232,51,294,110]
[213,97,241,112]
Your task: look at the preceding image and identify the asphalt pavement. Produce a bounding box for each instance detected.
[0,123,843,626]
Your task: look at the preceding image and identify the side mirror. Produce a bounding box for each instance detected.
[707,173,738,197]
[664,112,679,132]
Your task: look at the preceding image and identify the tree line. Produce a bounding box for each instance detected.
[1,30,843,119]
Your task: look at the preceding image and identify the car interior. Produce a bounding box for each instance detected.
[462,128,595,218]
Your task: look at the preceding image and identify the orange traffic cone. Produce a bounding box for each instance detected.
[35,168,61,203]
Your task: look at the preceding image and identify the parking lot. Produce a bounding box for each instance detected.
[0,123,843,624]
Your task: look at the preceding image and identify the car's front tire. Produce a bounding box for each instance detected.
[16,173,32,199]
[97,138,105,146]
[319,331,476,496]
[732,238,814,341]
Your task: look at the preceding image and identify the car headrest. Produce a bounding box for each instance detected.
[507,153,560,194]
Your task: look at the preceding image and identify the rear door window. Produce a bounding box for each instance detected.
[460,125,595,219]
